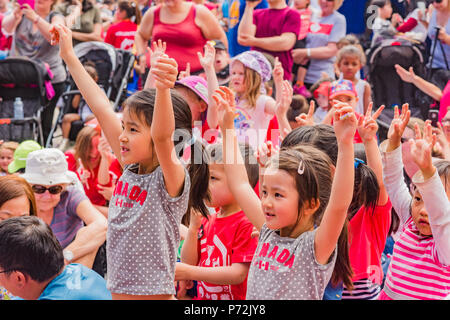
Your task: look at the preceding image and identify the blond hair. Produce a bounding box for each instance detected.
[336,44,367,66]
[240,67,262,109]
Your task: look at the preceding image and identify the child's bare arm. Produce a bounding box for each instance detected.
[357,103,389,205]
[176,262,250,285]
[53,24,123,166]
[213,87,265,231]
[315,102,356,265]
[180,210,203,266]
[198,42,220,129]
[150,50,186,197]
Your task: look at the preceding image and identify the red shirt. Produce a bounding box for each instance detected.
[65,152,122,206]
[348,200,392,284]
[104,20,137,51]
[196,211,258,300]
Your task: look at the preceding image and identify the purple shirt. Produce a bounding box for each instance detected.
[50,186,87,248]
[252,6,300,81]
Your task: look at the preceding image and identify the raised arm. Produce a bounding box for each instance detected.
[314,102,356,265]
[409,121,450,265]
[180,209,202,266]
[53,24,123,166]
[213,86,265,231]
[198,42,220,129]
[357,103,389,205]
[149,48,186,197]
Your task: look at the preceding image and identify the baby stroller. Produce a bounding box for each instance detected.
[46,41,135,147]
[367,38,426,140]
[0,57,53,145]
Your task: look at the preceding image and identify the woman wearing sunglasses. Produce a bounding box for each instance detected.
[20,148,107,272]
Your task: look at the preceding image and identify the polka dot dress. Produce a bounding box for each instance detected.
[246,226,337,300]
[106,164,190,295]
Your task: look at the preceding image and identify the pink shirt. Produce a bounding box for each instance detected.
[298,8,312,40]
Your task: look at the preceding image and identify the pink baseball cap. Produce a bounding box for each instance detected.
[314,81,331,99]
[175,76,208,104]
[329,79,358,100]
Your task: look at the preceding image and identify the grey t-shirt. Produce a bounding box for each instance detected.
[106,164,190,295]
[11,13,67,84]
[246,225,337,300]
[304,10,346,85]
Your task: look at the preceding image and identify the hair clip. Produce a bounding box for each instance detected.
[354,158,365,169]
[297,159,305,175]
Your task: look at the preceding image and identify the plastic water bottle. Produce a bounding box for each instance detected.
[13,97,24,119]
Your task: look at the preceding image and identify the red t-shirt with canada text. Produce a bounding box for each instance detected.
[196,211,258,300]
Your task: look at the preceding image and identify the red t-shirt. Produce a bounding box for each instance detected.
[0,13,12,51]
[65,152,122,206]
[104,20,137,51]
[348,200,392,284]
[196,210,258,300]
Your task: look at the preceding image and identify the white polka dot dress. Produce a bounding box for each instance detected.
[246,225,337,300]
[106,164,190,295]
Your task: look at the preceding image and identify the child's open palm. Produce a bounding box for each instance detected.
[212,86,236,131]
[149,40,166,69]
[409,121,436,174]
[333,101,357,145]
[276,80,293,116]
[272,57,284,85]
[357,102,384,142]
[197,41,216,69]
[387,103,410,146]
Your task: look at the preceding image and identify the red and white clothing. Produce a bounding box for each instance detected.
[342,200,392,299]
[104,19,137,51]
[196,210,258,300]
[379,144,450,300]
[65,152,122,207]
[297,8,312,40]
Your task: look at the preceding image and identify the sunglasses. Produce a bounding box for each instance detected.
[32,185,64,195]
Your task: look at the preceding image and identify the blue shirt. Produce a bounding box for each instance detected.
[38,264,111,300]
[226,0,268,57]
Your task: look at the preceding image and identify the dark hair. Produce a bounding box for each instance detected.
[0,216,64,282]
[286,95,309,122]
[0,175,37,216]
[123,88,211,219]
[268,145,353,290]
[349,160,380,220]
[118,0,142,24]
[206,142,259,188]
[281,124,338,166]
[371,0,390,8]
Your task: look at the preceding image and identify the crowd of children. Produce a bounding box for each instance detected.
[0,0,449,302]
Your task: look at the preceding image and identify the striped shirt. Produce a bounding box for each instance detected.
[342,278,381,300]
[50,186,87,248]
[380,143,450,300]
[381,217,450,300]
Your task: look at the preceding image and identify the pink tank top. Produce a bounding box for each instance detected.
[152,4,207,73]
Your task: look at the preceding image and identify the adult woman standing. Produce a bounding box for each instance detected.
[1,0,67,146]
[21,148,107,271]
[134,0,228,75]
[291,0,346,88]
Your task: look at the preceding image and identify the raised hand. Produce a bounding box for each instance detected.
[395,64,416,83]
[357,102,384,142]
[387,103,411,151]
[333,101,357,145]
[188,209,203,231]
[295,100,316,127]
[255,140,279,168]
[149,39,167,69]
[150,54,178,90]
[212,86,236,131]
[52,24,75,61]
[272,56,284,85]
[409,120,436,178]
[197,41,216,70]
[178,62,190,80]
